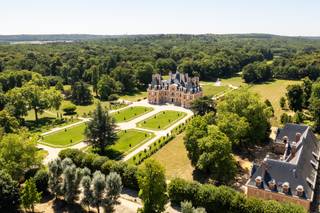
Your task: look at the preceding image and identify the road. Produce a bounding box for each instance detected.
[38,99,193,164]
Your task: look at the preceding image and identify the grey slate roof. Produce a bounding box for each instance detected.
[150,72,201,93]
[247,123,320,201]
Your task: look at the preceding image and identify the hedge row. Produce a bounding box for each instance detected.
[58,149,139,190]
[131,117,192,165]
[168,178,306,213]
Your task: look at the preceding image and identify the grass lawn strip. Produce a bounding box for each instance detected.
[110,129,155,154]
[111,106,153,123]
[137,110,187,130]
[40,123,86,148]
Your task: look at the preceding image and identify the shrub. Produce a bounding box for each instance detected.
[108,94,119,101]
[62,103,77,115]
[34,169,49,193]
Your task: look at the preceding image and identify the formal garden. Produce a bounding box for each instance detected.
[111,106,153,122]
[137,110,187,130]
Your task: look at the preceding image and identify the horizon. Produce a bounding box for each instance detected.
[2,0,320,37]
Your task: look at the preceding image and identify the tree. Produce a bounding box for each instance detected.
[60,160,84,203]
[0,170,19,210]
[70,81,93,105]
[197,125,236,183]
[0,132,42,180]
[105,172,123,212]
[85,103,118,154]
[91,171,106,213]
[217,89,271,146]
[20,178,42,213]
[190,96,215,116]
[97,75,121,101]
[48,158,62,198]
[0,110,19,133]
[62,103,77,115]
[5,87,29,119]
[81,175,93,211]
[181,201,206,213]
[302,77,312,108]
[309,82,320,132]
[156,58,177,75]
[184,116,209,166]
[34,169,49,193]
[242,62,272,83]
[286,84,304,111]
[137,159,167,213]
[264,99,274,116]
[216,112,249,148]
[111,63,137,93]
[22,84,62,122]
[91,65,100,96]
[135,62,154,88]
[279,96,286,109]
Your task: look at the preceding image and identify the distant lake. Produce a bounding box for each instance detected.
[10,40,74,45]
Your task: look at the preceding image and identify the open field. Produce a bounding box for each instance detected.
[110,129,155,154]
[150,133,194,180]
[41,123,86,147]
[112,106,153,122]
[248,79,301,125]
[137,110,186,130]
[201,84,230,96]
[119,91,148,102]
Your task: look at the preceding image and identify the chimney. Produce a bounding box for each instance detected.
[296,185,304,197]
[255,176,262,188]
[295,132,301,143]
[268,179,276,191]
[282,182,290,194]
[291,142,297,157]
[283,136,288,144]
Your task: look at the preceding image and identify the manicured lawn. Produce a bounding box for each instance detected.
[112,106,153,122]
[150,133,194,180]
[110,129,155,154]
[201,84,230,97]
[248,79,301,126]
[41,123,86,147]
[119,91,148,102]
[137,110,186,130]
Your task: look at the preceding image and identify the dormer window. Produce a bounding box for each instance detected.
[310,160,319,169]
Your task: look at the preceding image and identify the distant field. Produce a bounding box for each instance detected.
[137,110,186,130]
[110,129,155,154]
[150,133,194,180]
[112,106,153,122]
[201,84,230,96]
[248,79,301,126]
[41,123,86,147]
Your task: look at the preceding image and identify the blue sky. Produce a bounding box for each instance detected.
[1,0,319,36]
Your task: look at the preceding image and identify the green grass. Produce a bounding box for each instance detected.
[248,79,301,126]
[137,110,187,130]
[110,129,155,154]
[201,84,230,96]
[112,106,153,122]
[150,133,194,180]
[41,123,86,147]
[119,91,148,102]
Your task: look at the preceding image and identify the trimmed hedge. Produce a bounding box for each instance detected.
[58,149,139,190]
[168,178,306,213]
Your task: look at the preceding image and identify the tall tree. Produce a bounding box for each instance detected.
[91,171,106,213]
[85,103,118,154]
[70,81,93,105]
[309,82,320,132]
[0,110,19,133]
[0,132,42,180]
[81,175,93,211]
[20,178,42,213]
[190,96,215,116]
[0,170,19,210]
[48,158,62,198]
[105,172,122,212]
[217,89,271,145]
[197,125,236,183]
[286,84,304,112]
[97,75,121,101]
[137,159,168,213]
[91,65,100,96]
